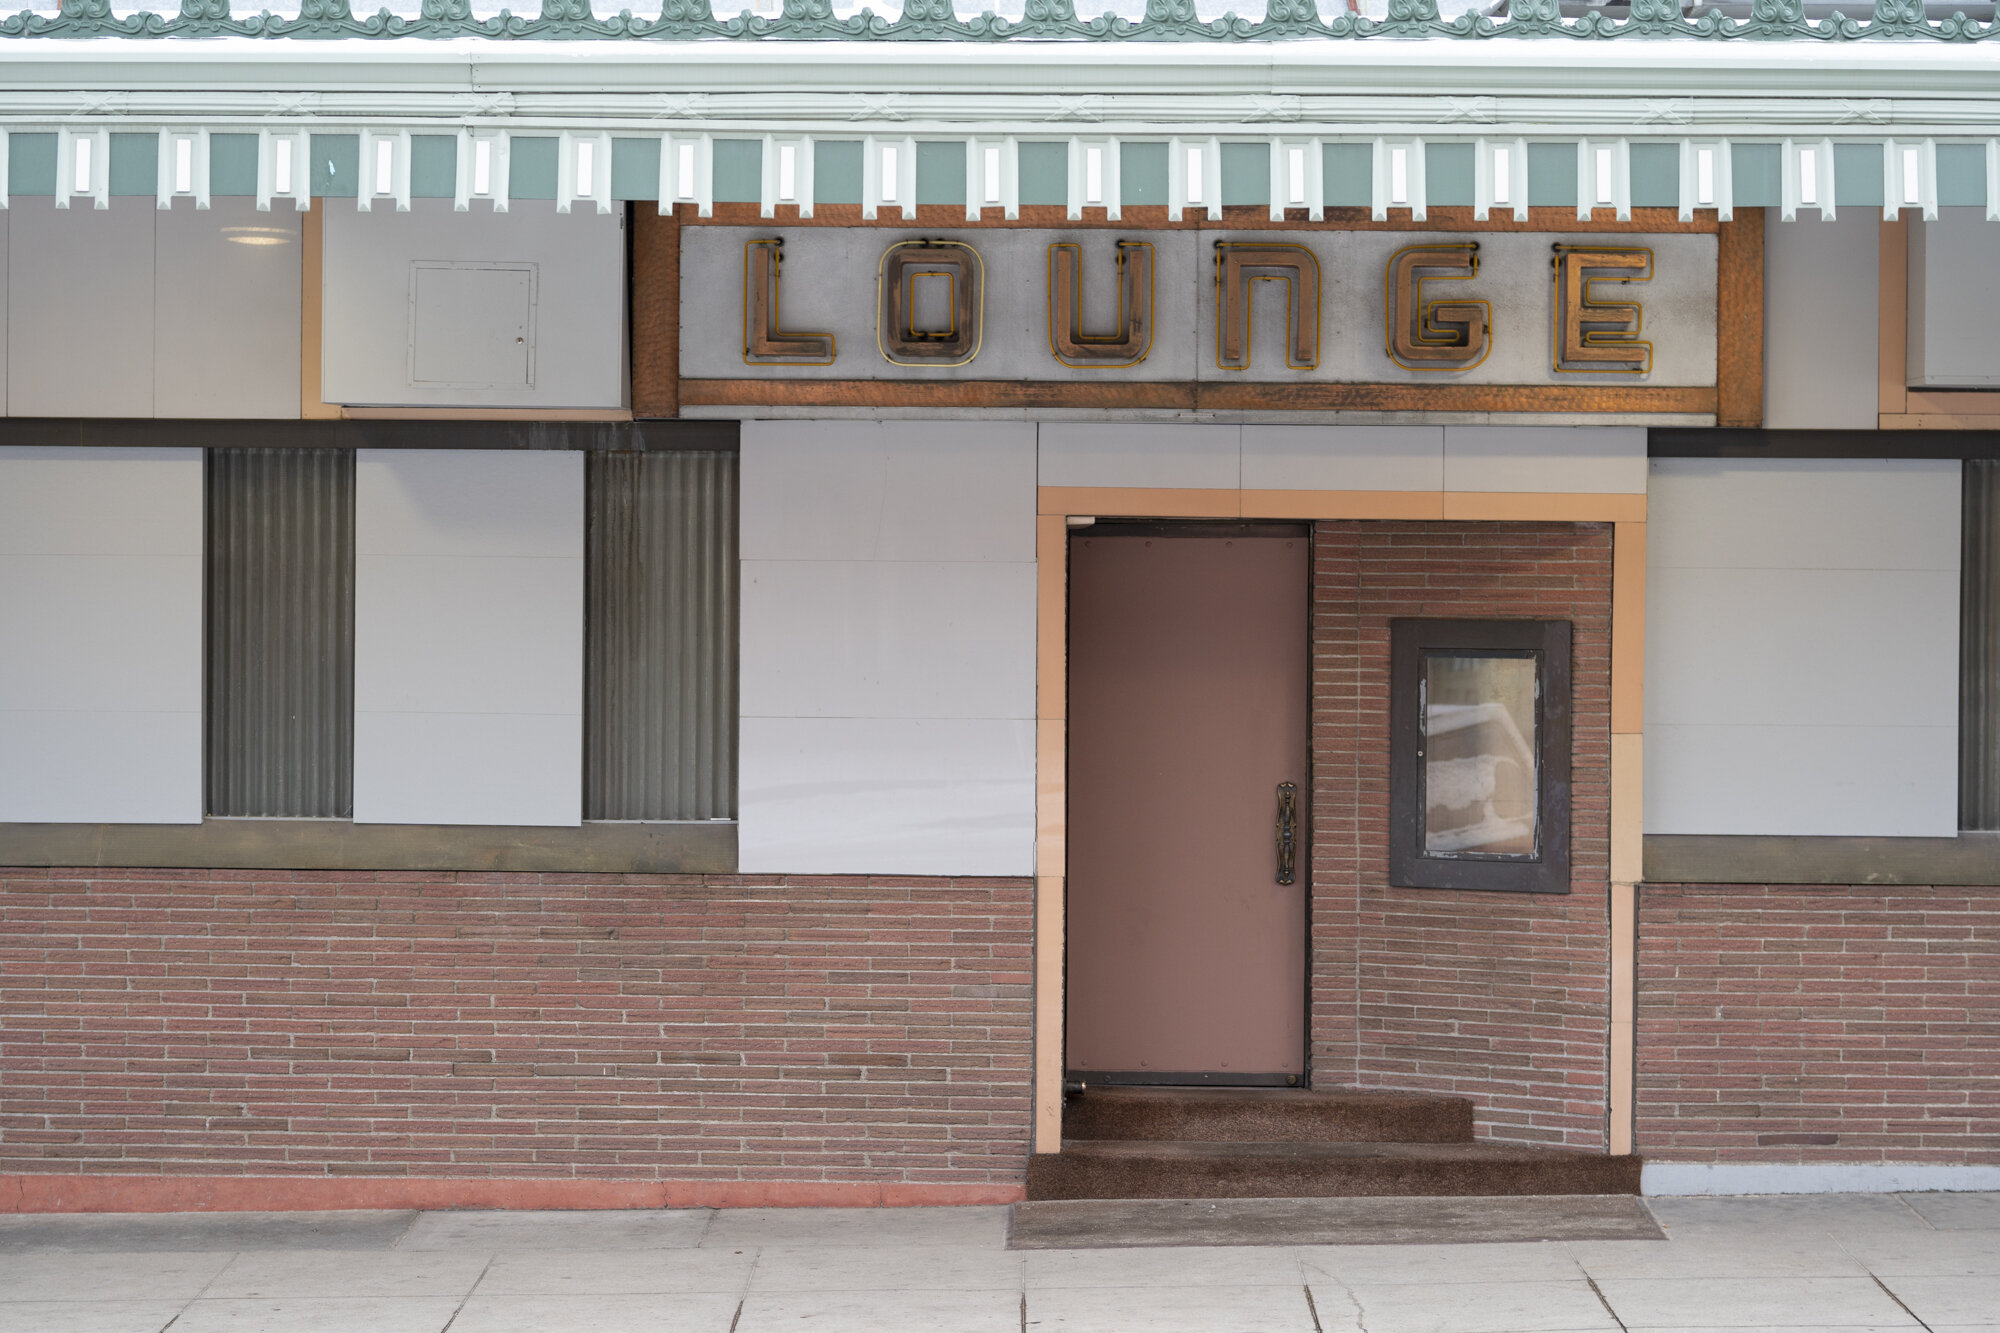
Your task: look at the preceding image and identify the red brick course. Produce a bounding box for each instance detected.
[0,871,1034,1191]
[1310,521,1614,1149]
[1637,882,2000,1165]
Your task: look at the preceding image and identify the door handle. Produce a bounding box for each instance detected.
[1276,781,1298,885]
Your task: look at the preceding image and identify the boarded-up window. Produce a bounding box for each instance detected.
[205,448,355,818]
[585,449,737,821]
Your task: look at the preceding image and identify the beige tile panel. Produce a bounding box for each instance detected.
[1611,733,1643,886]
[1612,521,1646,736]
[1443,491,1647,523]
[1035,874,1066,1156]
[1037,515,1067,722]
[1038,486,1242,518]
[1239,489,1444,521]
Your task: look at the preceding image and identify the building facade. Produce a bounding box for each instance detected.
[2,7,1997,1209]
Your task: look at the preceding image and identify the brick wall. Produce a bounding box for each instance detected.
[1310,521,1614,1149]
[0,871,1033,1193]
[1638,882,2000,1165]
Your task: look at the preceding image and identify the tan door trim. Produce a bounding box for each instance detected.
[1032,485,1646,1158]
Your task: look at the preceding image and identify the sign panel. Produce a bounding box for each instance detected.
[679,226,1718,404]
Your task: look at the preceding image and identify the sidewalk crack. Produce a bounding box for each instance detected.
[438,1254,495,1332]
[1584,1272,1630,1333]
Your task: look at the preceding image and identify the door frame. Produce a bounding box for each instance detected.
[1031,484,1649,1158]
[1060,518,1314,1090]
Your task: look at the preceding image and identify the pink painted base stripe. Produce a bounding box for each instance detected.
[1,1176,1026,1214]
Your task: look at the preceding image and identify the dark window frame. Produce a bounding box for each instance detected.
[1389,617,1572,895]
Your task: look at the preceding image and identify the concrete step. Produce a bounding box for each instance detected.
[1025,1139,1644,1201]
[1062,1086,1475,1144]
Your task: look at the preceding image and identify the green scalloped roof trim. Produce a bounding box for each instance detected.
[1,0,1988,41]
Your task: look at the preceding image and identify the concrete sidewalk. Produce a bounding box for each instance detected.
[0,1192,1996,1332]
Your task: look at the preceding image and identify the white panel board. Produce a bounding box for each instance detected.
[1645,724,1958,838]
[7,201,155,417]
[1910,208,2000,389]
[1241,425,1443,493]
[738,717,1036,875]
[1648,459,1962,572]
[740,419,1035,562]
[741,560,1036,721]
[738,417,1038,874]
[1646,567,1958,728]
[0,210,8,416]
[322,200,623,409]
[0,447,202,823]
[352,449,583,826]
[154,198,302,419]
[1442,426,1647,494]
[1038,422,1241,490]
[1645,458,1962,838]
[1764,215,1878,430]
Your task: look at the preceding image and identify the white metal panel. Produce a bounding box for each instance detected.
[1038,422,1241,490]
[741,560,1036,722]
[1646,567,1959,729]
[0,447,203,554]
[738,716,1036,875]
[321,199,623,409]
[1240,425,1444,493]
[740,419,1035,563]
[0,210,7,416]
[1441,426,1647,494]
[154,197,302,419]
[0,447,202,823]
[7,199,154,417]
[357,448,582,558]
[1764,215,1877,430]
[352,449,583,827]
[1909,208,2000,389]
[1645,457,1962,838]
[1647,459,1960,571]
[1645,724,1958,839]
[737,416,1038,875]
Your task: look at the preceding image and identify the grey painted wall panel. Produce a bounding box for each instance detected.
[0,447,203,823]
[1442,426,1646,494]
[321,199,623,410]
[585,449,738,822]
[1909,209,2000,389]
[0,211,7,417]
[1763,214,1878,430]
[155,197,302,420]
[206,448,354,819]
[7,199,155,417]
[1646,458,1961,838]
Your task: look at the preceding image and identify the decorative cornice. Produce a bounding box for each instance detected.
[3,0,1996,43]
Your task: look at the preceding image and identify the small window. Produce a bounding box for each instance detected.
[1389,618,1571,894]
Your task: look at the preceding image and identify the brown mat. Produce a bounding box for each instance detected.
[1007,1193,1666,1249]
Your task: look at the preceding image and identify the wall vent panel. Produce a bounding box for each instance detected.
[205,447,355,818]
[586,449,738,821]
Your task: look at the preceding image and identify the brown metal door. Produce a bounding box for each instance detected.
[1065,526,1309,1081]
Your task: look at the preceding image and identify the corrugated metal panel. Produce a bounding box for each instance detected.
[1963,459,1997,829]
[205,448,355,818]
[586,450,738,821]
